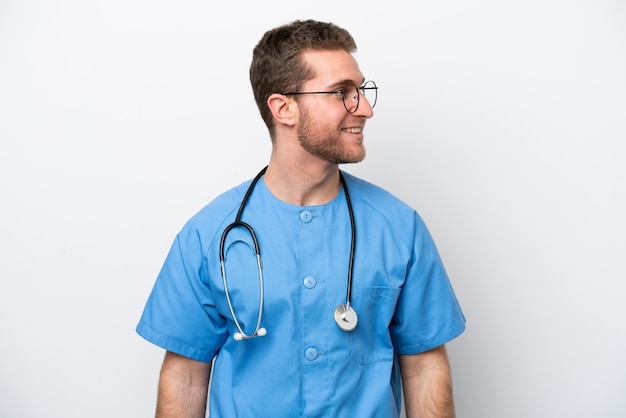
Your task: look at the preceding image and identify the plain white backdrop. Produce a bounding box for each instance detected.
[1,1,625,417]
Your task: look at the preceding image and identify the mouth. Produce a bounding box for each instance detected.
[342,126,363,134]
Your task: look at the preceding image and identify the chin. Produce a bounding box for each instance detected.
[336,153,366,165]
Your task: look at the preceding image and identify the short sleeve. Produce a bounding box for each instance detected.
[136,228,227,361]
[390,212,466,355]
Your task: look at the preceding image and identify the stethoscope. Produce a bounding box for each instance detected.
[219,166,358,341]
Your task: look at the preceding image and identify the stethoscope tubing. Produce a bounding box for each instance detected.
[220,220,265,340]
[219,166,357,340]
[219,166,268,340]
[339,172,356,309]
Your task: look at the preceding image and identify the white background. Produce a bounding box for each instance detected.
[1,1,625,417]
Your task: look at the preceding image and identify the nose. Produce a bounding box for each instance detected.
[354,96,374,119]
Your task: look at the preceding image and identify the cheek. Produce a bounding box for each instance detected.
[298,105,347,138]
[300,116,331,138]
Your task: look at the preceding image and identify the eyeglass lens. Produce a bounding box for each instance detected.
[343,81,377,113]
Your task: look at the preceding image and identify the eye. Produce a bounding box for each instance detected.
[333,88,347,99]
[343,85,359,100]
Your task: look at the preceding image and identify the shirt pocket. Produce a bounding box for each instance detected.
[349,286,401,365]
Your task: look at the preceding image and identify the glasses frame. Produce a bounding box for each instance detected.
[281,80,377,113]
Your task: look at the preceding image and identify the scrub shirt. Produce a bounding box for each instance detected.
[136,171,465,418]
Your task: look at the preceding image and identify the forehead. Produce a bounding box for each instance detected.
[300,49,364,87]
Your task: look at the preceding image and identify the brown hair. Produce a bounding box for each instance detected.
[249,19,357,138]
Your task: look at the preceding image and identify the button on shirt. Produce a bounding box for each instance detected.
[136,172,465,418]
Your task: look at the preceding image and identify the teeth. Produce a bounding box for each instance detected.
[344,127,362,134]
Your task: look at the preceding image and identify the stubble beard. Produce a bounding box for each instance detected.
[296,109,366,165]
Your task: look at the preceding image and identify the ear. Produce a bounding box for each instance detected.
[267,93,297,128]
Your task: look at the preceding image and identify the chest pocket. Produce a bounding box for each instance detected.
[349,286,401,365]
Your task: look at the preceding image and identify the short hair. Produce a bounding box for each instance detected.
[249,19,357,138]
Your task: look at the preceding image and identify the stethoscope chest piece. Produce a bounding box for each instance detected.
[334,304,358,331]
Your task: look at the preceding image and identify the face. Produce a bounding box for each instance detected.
[295,49,374,164]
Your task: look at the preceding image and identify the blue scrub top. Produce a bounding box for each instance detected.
[137,171,465,418]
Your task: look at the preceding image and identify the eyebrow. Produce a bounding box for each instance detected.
[327,78,367,90]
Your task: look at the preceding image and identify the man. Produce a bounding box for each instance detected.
[137,19,465,417]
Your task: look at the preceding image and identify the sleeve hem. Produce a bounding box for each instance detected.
[136,321,215,362]
[394,322,466,356]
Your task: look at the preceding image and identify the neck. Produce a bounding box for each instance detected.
[263,158,341,206]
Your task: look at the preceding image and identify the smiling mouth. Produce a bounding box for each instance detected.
[343,127,363,134]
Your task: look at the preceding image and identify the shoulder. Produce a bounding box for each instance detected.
[341,171,430,246]
[342,171,416,219]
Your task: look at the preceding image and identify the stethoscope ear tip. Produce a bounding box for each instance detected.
[233,328,267,341]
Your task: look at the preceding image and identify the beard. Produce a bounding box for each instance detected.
[296,107,366,164]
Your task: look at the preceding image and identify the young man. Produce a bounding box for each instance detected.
[137,19,465,418]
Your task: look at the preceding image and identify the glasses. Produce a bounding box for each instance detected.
[281,80,377,113]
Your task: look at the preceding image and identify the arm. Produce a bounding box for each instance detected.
[155,351,212,418]
[399,345,456,418]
